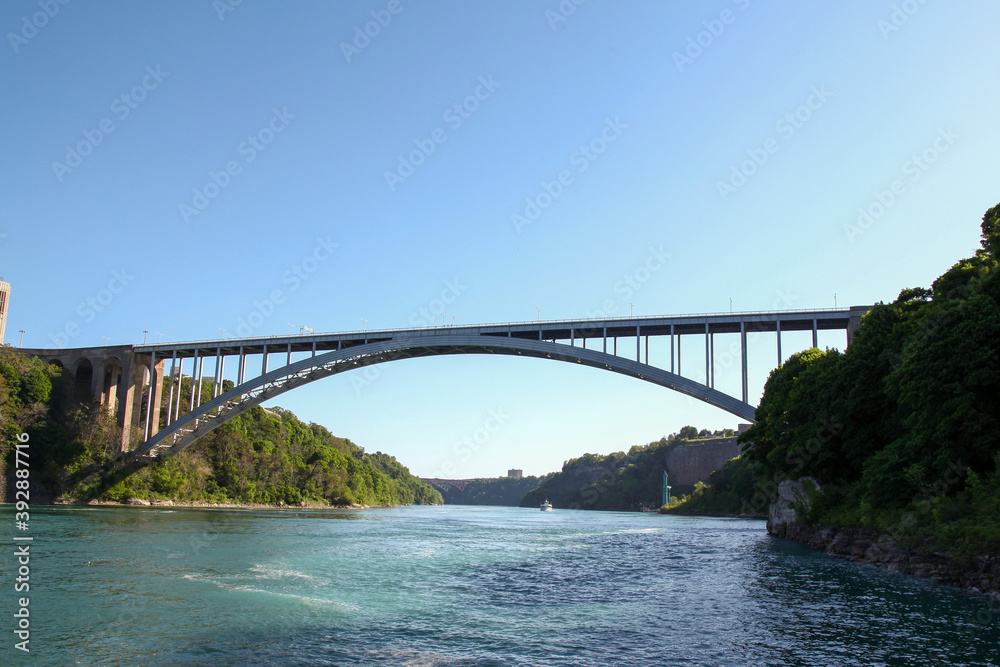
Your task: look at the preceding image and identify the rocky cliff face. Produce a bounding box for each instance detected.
[768,477,1000,597]
[767,477,821,536]
[666,437,742,485]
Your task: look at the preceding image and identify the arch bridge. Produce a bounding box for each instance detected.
[20,307,869,458]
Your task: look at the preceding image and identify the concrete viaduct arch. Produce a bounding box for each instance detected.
[19,345,162,448]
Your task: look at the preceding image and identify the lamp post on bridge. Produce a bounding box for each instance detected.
[142,330,148,344]
[102,336,110,346]
[218,328,227,340]
[155,332,164,343]
[18,330,25,347]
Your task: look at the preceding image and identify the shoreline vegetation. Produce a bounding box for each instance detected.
[667,203,1000,597]
[0,358,443,508]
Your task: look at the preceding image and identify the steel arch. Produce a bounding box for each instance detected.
[137,334,756,458]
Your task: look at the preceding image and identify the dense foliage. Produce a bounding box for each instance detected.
[738,203,1000,554]
[0,358,441,507]
[520,428,735,510]
[435,474,555,506]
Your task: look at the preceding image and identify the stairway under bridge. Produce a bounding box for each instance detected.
[21,307,870,458]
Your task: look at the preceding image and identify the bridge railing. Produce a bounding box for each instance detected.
[134,306,854,350]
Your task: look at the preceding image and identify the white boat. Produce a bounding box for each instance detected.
[540,500,553,511]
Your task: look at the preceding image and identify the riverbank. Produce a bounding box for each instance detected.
[770,519,1000,598]
[768,479,1000,599]
[50,498,373,510]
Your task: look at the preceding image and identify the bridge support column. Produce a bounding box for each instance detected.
[100,363,119,415]
[194,355,204,408]
[115,352,144,451]
[238,346,246,385]
[603,327,606,354]
[636,325,640,362]
[812,319,818,348]
[776,319,782,365]
[704,323,710,387]
[173,357,184,423]
[710,333,715,389]
[670,325,674,373]
[847,305,869,346]
[189,349,200,411]
[211,348,220,398]
[262,344,268,375]
[165,351,177,426]
[149,359,164,437]
[215,353,226,398]
[677,334,681,376]
[144,353,164,440]
[741,322,748,404]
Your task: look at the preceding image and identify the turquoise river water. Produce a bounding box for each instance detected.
[2,505,999,666]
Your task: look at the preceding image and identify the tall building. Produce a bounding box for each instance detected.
[0,280,9,345]
[507,469,523,478]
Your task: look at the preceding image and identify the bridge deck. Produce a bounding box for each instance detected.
[125,308,858,359]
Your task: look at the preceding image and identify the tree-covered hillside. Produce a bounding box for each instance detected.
[520,427,734,511]
[684,203,1000,554]
[434,474,555,506]
[0,351,441,507]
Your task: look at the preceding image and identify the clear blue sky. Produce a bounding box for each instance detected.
[2,1,997,477]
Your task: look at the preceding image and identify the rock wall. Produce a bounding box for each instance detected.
[768,477,1000,597]
[666,437,742,485]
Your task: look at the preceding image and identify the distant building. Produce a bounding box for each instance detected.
[738,423,752,434]
[0,280,9,345]
[507,469,523,478]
